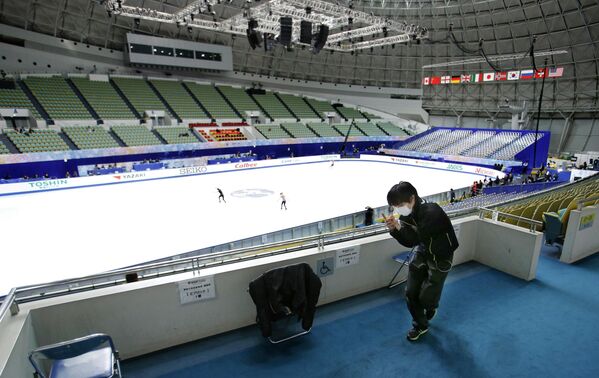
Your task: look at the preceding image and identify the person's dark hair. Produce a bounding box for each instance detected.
[387,181,418,206]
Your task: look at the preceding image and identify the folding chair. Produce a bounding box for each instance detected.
[387,247,416,289]
[29,333,121,378]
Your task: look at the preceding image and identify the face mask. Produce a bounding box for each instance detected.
[395,205,412,217]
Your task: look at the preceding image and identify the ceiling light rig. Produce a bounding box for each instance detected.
[105,0,428,52]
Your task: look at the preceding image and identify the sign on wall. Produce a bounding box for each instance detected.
[579,214,595,231]
[178,276,216,305]
[335,245,361,268]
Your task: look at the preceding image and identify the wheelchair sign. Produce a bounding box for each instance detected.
[316,258,334,278]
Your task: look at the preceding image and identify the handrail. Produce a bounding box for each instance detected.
[478,206,543,232]
[0,288,17,323]
[577,194,599,210]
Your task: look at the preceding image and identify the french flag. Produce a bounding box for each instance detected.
[520,70,534,80]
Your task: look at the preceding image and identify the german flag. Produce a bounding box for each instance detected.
[451,76,461,84]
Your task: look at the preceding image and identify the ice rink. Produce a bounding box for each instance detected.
[0,158,485,294]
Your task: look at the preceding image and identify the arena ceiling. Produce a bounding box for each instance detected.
[0,0,597,118]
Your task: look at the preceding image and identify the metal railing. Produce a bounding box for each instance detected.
[577,194,599,210]
[478,207,543,232]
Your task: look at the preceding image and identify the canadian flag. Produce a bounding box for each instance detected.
[423,77,430,85]
[483,72,495,81]
[495,72,507,81]
[441,76,451,84]
[507,71,520,81]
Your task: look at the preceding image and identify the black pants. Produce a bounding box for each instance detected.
[219,194,225,203]
[405,251,452,330]
[281,200,287,209]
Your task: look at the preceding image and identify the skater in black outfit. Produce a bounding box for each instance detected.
[280,192,287,210]
[383,182,459,342]
[217,188,226,203]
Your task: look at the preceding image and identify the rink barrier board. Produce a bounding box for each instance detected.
[0,155,504,197]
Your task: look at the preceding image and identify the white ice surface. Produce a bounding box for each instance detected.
[0,159,482,294]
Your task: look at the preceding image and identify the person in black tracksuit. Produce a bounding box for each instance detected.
[217,188,226,203]
[384,182,459,341]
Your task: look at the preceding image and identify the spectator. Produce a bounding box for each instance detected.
[364,206,374,226]
[450,188,455,204]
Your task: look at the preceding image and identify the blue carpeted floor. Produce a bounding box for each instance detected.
[123,247,599,378]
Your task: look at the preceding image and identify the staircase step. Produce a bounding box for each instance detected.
[109,79,142,119]
[17,80,53,124]
[65,78,100,121]
[181,82,213,120]
[273,93,299,121]
[146,81,182,123]
[214,86,245,120]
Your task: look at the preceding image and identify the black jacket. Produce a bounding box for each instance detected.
[390,198,459,261]
[249,263,322,337]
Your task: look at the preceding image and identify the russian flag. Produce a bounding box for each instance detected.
[520,69,534,80]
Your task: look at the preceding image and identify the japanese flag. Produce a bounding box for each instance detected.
[483,72,495,81]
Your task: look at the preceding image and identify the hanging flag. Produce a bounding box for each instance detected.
[520,69,534,80]
[431,76,441,85]
[451,76,461,84]
[423,77,430,85]
[495,72,507,81]
[441,76,451,84]
[473,73,482,83]
[461,74,472,83]
[507,71,520,81]
[547,67,564,78]
[534,69,546,79]
[483,72,495,81]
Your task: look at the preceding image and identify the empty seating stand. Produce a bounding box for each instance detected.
[155,127,200,144]
[308,123,343,137]
[217,86,260,117]
[355,122,387,137]
[305,98,339,119]
[209,128,247,142]
[333,123,365,137]
[335,106,366,121]
[0,140,10,154]
[23,76,90,119]
[151,80,207,119]
[111,78,172,118]
[277,94,320,119]
[5,129,70,153]
[0,83,41,119]
[252,93,295,119]
[376,121,410,136]
[111,125,162,146]
[256,125,291,139]
[185,83,238,119]
[63,126,120,150]
[281,122,318,138]
[71,78,136,120]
